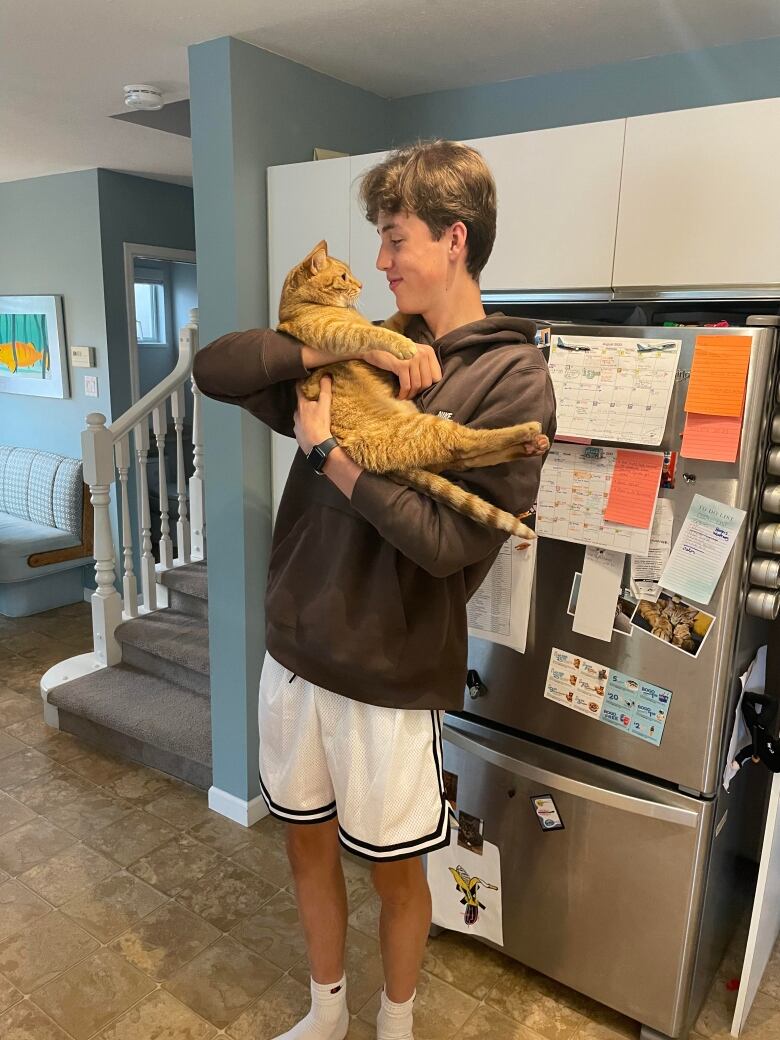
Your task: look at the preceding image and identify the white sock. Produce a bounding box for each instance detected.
[377,986,416,1040]
[273,974,349,1040]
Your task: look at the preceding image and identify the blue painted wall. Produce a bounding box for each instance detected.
[389,35,780,141]
[0,171,108,457]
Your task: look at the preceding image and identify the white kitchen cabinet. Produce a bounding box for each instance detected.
[348,152,398,321]
[465,120,626,292]
[266,156,351,520]
[614,98,780,289]
[267,156,351,325]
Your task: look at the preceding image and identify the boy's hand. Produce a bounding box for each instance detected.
[294,375,333,455]
[363,344,442,401]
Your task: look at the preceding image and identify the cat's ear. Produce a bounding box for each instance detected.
[303,240,329,275]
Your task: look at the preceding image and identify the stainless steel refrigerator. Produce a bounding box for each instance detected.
[442,318,780,1040]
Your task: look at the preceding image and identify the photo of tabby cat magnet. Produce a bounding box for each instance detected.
[629,592,716,659]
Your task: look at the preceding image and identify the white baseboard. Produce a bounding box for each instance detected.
[208,785,269,827]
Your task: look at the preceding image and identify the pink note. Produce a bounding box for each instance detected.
[681,412,743,463]
[604,450,664,529]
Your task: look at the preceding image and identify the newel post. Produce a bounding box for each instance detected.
[81,413,123,665]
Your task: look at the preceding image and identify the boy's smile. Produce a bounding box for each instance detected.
[375,209,451,316]
[374,208,486,340]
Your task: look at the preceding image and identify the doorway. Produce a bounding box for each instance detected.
[123,243,197,566]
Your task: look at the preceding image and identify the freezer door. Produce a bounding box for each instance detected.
[464,324,778,795]
[442,716,713,1037]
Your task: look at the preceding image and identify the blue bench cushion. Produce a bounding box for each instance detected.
[0,511,82,582]
[0,446,83,539]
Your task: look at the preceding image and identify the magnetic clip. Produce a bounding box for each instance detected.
[466,668,488,700]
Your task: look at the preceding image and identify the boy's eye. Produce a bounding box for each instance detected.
[391,240,402,246]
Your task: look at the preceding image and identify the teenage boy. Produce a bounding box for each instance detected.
[192,139,557,1040]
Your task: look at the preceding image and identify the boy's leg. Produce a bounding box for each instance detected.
[286,817,348,982]
[258,656,349,1039]
[372,856,432,1002]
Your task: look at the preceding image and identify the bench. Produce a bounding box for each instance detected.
[0,446,94,618]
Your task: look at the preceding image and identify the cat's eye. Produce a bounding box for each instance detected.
[341,273,347,280]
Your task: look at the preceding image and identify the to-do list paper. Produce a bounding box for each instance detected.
[659,494,746,605]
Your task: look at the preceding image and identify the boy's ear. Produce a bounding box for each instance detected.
[304,239,329,274]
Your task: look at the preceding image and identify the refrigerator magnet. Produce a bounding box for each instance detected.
[443,770,459,817]
[457,811,484,855]
[530,794,565,831]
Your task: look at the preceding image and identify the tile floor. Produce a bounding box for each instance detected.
[1,600,779,1040]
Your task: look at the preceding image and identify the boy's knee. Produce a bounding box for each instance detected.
[285,819,340,871]
[371,857,427,906]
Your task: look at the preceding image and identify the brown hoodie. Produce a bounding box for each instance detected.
[192,313,557,710]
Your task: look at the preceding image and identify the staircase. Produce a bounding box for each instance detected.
[47,562,212,788]
[40,311,214,791]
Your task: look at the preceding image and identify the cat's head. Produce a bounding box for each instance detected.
[280,240,362,310]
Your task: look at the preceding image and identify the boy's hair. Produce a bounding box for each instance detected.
[358,139,497,281]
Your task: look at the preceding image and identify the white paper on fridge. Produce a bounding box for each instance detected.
[467,537,535,654]
[535,443,655,555]
[630,497,675,603]
[427,831,504,946]
[573,547,626,642]
[548,335,681,445]
[659,494,747,605]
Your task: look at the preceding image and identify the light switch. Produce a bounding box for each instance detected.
[71,346,95,368]
[84,375,98,397]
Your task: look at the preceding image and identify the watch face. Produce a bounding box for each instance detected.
[310,445,326,471]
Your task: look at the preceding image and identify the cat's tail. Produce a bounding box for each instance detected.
[391,468,536,541]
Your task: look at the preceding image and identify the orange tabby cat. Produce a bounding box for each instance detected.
[277,240,550,540]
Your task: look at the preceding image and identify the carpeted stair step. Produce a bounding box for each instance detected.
[48,662,212,788]
[159,561,209,620]
[116,609,210,697]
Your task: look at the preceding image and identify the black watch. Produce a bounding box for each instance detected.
[306,437,339,476]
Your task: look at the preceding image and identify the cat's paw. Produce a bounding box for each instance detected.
[517,433,550,457]
[388,341,418,360]
[513,420,542,441]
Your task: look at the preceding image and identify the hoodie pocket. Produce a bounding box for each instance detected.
[265,509,409,667]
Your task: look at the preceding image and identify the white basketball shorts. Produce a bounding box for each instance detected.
[257,651,451,862]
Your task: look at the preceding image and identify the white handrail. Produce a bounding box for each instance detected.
[81,309,205,665]
[110,324,197,441]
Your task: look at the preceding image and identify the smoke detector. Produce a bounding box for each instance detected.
[123,85,164,111]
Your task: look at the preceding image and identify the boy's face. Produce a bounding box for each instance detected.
[375,209,456,314]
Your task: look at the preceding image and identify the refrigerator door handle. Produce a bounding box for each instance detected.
[444,724,699,829]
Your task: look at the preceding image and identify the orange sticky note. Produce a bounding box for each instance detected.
[685,336,751,417]
[604,450,664,529]
[681,412,742,463]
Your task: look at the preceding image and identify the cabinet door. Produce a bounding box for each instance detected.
[267,156,351,325]
[349,152,397,322]
[614,98,780,289]
[468,120,625,292]
[267,157,351,519]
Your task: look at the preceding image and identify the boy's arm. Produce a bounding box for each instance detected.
[347,365,557,578]
[192,328,349,437]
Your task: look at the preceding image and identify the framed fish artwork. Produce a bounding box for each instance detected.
[0,295,70,398]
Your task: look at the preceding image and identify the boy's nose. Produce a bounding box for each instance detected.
[376,244,391,271]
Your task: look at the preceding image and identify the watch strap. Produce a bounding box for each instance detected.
[307,437,339,475]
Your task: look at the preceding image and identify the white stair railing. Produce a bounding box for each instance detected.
[81,309,205,666]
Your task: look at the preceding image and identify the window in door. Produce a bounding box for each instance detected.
[134,269,167,345]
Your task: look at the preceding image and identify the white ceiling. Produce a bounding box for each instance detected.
[2,0,779,187]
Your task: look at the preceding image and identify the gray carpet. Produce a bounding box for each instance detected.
[47,562,213,784]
